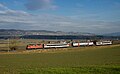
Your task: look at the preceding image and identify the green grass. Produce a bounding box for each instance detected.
[0,45,120,74]
[1,66,119,74]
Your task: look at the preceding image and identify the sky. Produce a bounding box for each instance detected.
[0,0,120,34]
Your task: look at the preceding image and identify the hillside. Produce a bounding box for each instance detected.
[103,32,120,36]
[0,29,95,36]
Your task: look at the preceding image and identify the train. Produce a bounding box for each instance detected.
[26,40,112,50]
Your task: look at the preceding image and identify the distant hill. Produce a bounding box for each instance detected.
[103,32,120,36]
[1,29,120,40]
[0,29,95,36]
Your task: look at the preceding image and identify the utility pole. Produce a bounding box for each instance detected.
[8,38,9,52]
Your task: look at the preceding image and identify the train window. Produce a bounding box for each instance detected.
[36,44,41,45]
[46,44,67,46]
[102,41,111,43]
[103,42,110,43]
[29,44,35,46]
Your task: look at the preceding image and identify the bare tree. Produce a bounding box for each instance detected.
[9,39,18,51]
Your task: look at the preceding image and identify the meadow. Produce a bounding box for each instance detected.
[0,44,120,74]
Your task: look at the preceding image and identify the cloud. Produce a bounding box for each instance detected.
[0,3,8,11]
[0,3,29,16]
[0,3,120,34]
[25,0,57,10]
[0,4,74,30]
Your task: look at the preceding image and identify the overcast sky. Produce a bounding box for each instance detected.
[0,0,120,34]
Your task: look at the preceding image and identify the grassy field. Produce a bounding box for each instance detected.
[0,44,120,74]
